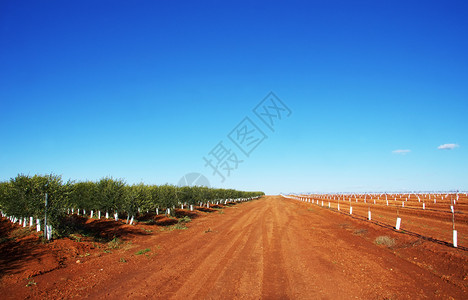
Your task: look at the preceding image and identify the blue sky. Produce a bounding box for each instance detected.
[1,0,467,194]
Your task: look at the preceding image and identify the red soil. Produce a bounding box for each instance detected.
[298,193,468,248]
[1,196,467,299]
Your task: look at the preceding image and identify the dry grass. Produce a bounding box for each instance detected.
[10,227,33,239]
[375,236,396,248]
[353,229,368,236]
[108,237,123,249]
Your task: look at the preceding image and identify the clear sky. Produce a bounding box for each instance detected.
[1,0,467,194]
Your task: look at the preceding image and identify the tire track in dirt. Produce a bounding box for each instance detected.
[173,204,268,299]
[261,196,292,298]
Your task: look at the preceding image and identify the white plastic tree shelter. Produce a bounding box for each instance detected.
[395,217,401,230]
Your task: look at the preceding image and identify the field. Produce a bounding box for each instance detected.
[1,196,467,299]
[292,192,468,249]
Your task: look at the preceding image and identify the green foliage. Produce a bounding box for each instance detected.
[96,177,126,213]
[158,184,177,208]
[123,185,139,216]
[134,183,152,211]
[68,181,97,211]
[108,237,123,249]
[135,248,151,255]
[173,223,188,230]
[179,216,191,223]
[0,174,69,236]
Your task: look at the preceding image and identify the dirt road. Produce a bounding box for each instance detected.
[2,196,467,299]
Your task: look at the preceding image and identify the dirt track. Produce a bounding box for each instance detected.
[2,196,467,299]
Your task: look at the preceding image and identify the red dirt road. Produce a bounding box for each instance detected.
[2,196,467,299]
